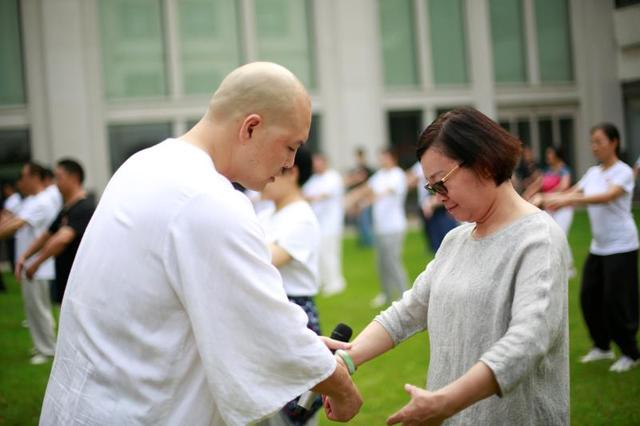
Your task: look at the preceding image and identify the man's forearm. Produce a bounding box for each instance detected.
[21,231,51,261]
[0,217,25,240]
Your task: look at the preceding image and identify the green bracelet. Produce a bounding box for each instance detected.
[336,349,357,375]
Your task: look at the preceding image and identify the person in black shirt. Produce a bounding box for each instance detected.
[16,159,95,304]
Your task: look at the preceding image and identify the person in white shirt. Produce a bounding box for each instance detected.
[0,162,59,365]
[258,147,324,425]
[547,123,639,373]
[303,153,347,296]
[347,149,409,308]
[39,62,362,425]
[42,167,63,215]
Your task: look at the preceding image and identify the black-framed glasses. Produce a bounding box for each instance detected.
[424,164,462,196]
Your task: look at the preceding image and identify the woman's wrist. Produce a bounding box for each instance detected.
[335,349,357,375]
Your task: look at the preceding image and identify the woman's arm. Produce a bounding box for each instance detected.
[347,321,395,366]
[268,243,292,268]
[546,185,623,210]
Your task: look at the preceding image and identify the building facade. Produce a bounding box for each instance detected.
[0,0,639,192]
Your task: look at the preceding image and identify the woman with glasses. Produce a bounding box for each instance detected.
[342,108,570,425]
[546,123,639,373]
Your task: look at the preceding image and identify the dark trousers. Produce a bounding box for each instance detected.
[581,250,640,359]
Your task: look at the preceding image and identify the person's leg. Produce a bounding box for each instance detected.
[580,253,611,351]
[374,234,395,303]
[387,232,408,300]
[603,250,640,360]
[419,207,435,253]
[21,277,56,358]
[356,207,373,247]
[321,234,345,295]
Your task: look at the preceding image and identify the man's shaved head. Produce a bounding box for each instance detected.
[206,62,310,126]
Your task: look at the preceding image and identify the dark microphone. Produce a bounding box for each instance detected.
[297,323,353,410]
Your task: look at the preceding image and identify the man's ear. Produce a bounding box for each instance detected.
[239,114,262,143]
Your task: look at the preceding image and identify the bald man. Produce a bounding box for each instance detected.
[40,63,362,425]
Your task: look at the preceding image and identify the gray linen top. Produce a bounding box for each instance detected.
[376,212,570,425]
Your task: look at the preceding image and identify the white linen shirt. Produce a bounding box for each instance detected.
[577,160,639,255]
[40,139,336,426]
[303,170,344,236]
[258,200,321,297]
[368,167,407,235]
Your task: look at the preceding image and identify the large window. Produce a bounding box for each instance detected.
[0,0,25,105]
[177,0,243,95]
[378,0,419,88]
[99,0,168,99]
[387,110,422,169]
[534,0,573,82]
[108,123,172,172]
[254,0,315,89]
[427,0,468,86]
[489,0,527,83]
[0,129,30,181]
[99,0,317,100]
[489,0,573,85]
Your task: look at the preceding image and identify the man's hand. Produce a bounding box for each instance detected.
[14,256,25,282]
[26,263,39,280]
[319,336,352,352]
[322,362,363,422]
[386,384,450,426]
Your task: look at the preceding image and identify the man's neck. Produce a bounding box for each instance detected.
[63,187,86,206]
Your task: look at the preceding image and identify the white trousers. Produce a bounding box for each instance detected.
[21,277,56,356]
[319,234,346,295]
[374,232,408,301]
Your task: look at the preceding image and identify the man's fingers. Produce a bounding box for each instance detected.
[319,336,352,351]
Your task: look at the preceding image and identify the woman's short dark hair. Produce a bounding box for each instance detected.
[416,107,522,186]
[294,146,313,187]
[591,122,621,157]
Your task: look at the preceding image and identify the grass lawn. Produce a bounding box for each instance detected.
[1,210,639,425]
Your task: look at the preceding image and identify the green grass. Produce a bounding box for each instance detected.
[1,210,639,425]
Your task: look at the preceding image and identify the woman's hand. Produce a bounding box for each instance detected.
[544,194,573,211]
[386,384,451,426]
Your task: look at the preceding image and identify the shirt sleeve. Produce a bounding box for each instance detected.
[275,214,318,265]
[479,224,568,396]
[374,262,434,344]
[163,192,336,425]
[610,164,634,194]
